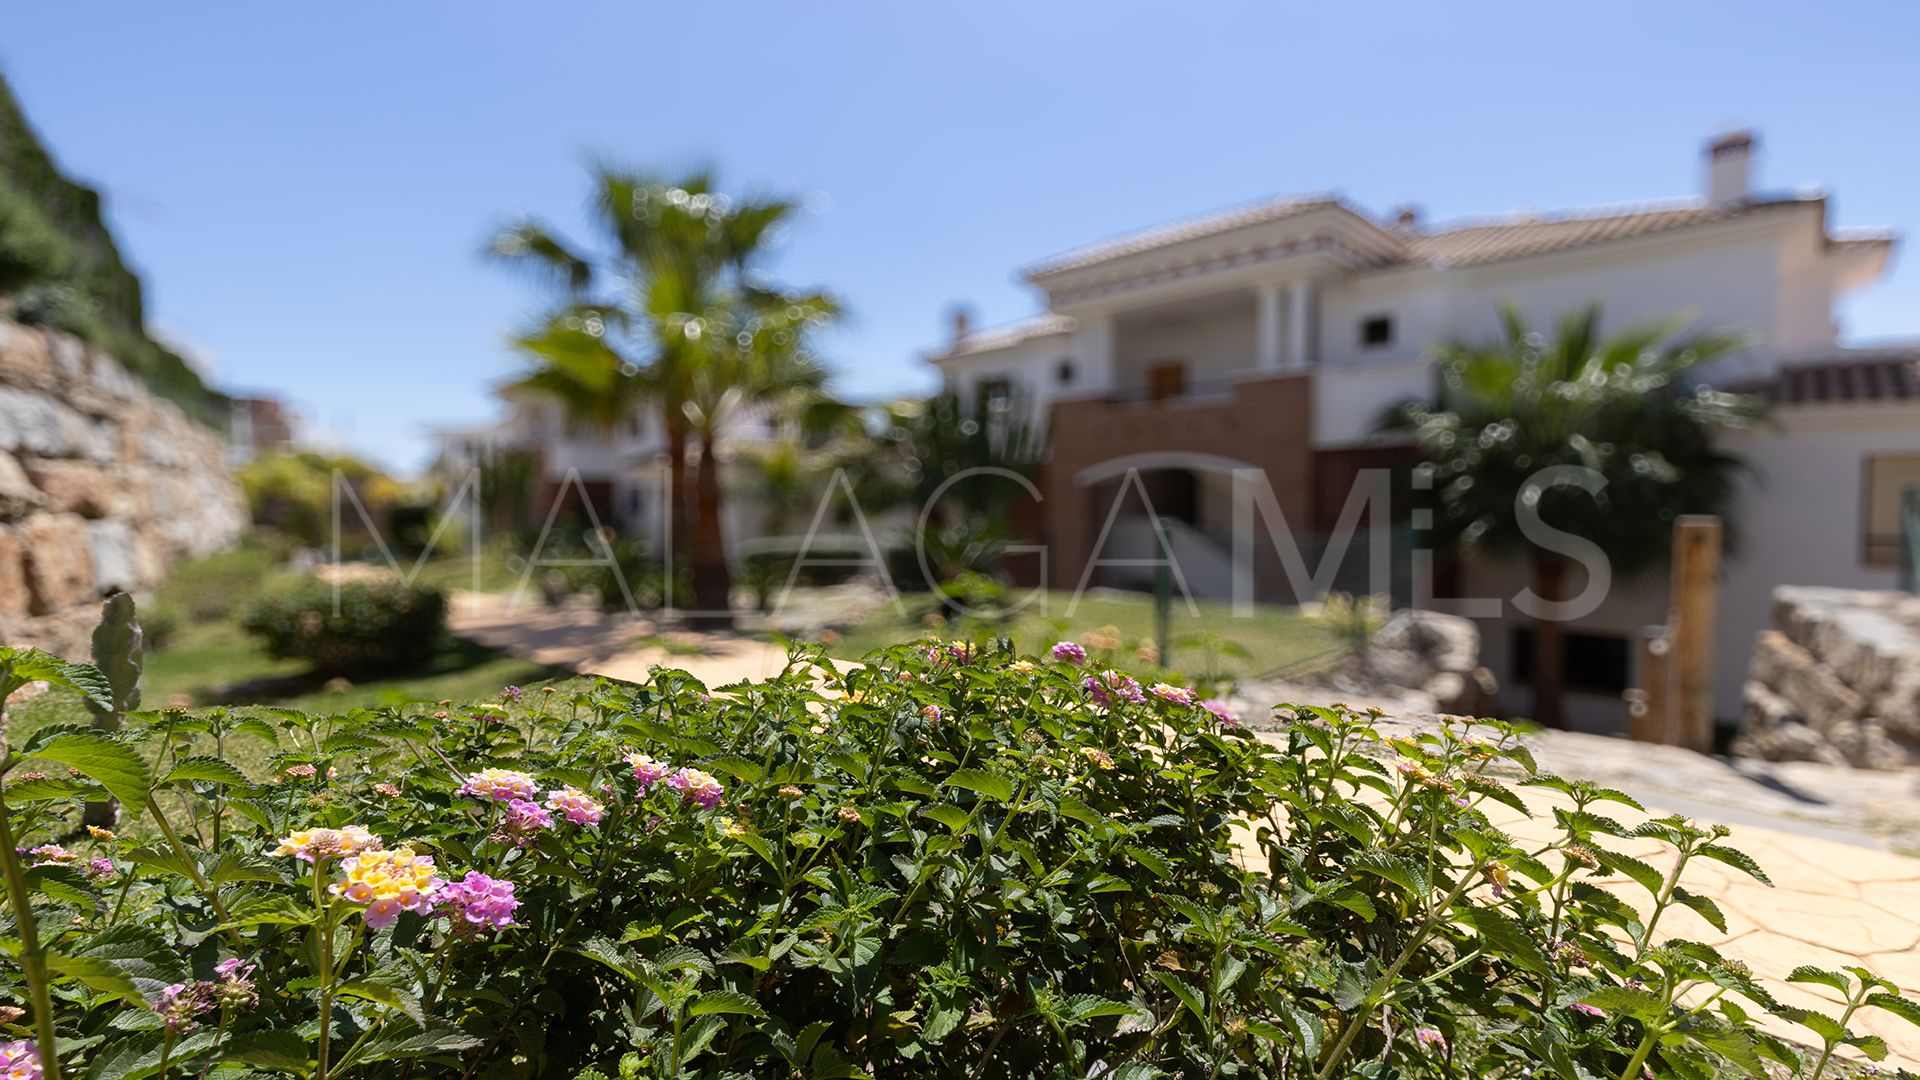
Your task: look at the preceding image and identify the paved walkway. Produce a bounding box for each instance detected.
[448,591,796,686]
[1252,734,1920,1067]
[448,596,1918,1066]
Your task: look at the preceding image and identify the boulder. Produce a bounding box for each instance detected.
[1746,630,1864,735]
[0,525,27,619]
[0,450,42,517]
[18,512,97,614]
[24,459,131,518]
[88,519,140,594]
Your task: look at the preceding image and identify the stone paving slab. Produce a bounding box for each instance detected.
[448,592,795,687]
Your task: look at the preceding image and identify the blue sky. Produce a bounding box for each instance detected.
[5,1,1917,472]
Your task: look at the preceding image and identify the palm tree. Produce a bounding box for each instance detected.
[1389,304,1763,728]
[490,168,839,627]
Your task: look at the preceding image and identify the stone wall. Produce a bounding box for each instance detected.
[0,320,247,658]
[1733,586,1920,769]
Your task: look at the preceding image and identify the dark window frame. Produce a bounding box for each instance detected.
[1509,627,1632,696]
[1360,314,1395,349]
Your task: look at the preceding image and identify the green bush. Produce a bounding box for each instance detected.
[240,575,447,676]
[0,639,1914,1079]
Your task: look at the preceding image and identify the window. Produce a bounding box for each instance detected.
[1057,359,1076,385]
[976,378,1012,409]
[1510,628,1631,695]
[1360,315,1394,348]
[1863,453,1920,566]
[1147,361,1188,402]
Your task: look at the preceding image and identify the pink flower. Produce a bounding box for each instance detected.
[1150,682,1197,706]
[1083,670,1145,709]
[665,767,725,809]
[502,684,524,702]
[457,769,538,802]
[282,763,318,780]
[1570,1002,1605,1018]
[1201,699,1240,726]
[1050,641,1087,664]
[493,798,553,847]
[625,752,668,790]
[0,1040,42,1079]
[87,857,115,883]
[545,786,604,826]
[437,871,520,931]
[921,704,942,722]
[329,848,444,929]
[25,845,74,867]
[1414,1027,1447,1052]
[156,982,210,1033]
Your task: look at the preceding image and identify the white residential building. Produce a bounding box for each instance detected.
[925,131,1919,733]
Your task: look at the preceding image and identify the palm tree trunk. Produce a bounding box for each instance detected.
[688,433,734,629]
[1529,552,1568,729]
[664,416,691,607]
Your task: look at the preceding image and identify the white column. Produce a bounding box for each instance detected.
[1075,312,1115,392]
[1254,284,1283,371]
[1286,279,1315,370]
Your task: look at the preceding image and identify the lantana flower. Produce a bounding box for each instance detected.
[271,826,381,864]
[1050,641,1087,664]
[1201,699,1239,726]
[212,959,258,1011]
[665,767,724,809]
[330,847,445,928]
[0,1041,38,1080]
[87,858,115,884]
[545,786,604,826]
[457,768,538,802]
[437,871,520,931]
[1414,1027,1447,1052]
[1083,670,1145,709]
[492,799,552,847]
[156,982,210,1033]
[25,845,74,867]
[625,752,668,790]
[1149,682,1197,705]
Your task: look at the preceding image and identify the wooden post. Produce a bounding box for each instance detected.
[1626,626,1671,744]
[1669,516,1722,753]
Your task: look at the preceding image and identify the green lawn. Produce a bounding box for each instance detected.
[823,588,1343,682]
[9,541,567,752]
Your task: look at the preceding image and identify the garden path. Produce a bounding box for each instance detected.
[447,591,796,686]
[1247,730,1920,1067]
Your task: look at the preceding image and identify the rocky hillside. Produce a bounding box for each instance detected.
[0,319,245,657]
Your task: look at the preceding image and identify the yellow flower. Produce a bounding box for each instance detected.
[85,825,116,841]
[271,825,382,864]
[330,846,444,927]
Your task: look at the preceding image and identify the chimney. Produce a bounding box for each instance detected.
[1706,129,1756,204]
[949,304,974,349]
[1391,203,1422,234]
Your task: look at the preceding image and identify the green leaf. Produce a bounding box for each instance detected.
[214,895,315,931]
[1151,971,1208,1029]
[0,647,113,710]
[339,979,426,1027]
[1457,907,1549,973]
[1580,986,1666,1023]
[353,1022,484,1062]
[703,756,766,783]
[688,989,766,1017]
[159,755,251,788]
[1695,844,1773,886]
[943,768,1013,802]
[25,733,152,817]
[1864,992,1920,1028]
[1348,851,1430,896]
[920,804,972,832]
[218,1029,310,1070]
[70,923,187,997]
[1786,965,1853,996]
[45,951,145,1006]
[1673,887,1728,934]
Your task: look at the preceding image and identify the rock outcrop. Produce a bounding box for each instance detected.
[1733,586,1920,769]
[1232,608,1497,723]
[0,320,247,657]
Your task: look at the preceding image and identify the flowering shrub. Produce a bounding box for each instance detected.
[0,639,1916,1079]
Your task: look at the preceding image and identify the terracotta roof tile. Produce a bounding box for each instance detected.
[930,313,1076,361]
[1023,196,1342,278]
[1731,350,1920,405]
[1408,198,1813,267]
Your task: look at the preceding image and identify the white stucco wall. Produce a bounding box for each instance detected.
[1113,302,1258,389]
